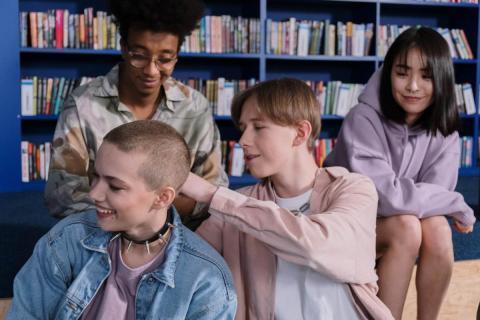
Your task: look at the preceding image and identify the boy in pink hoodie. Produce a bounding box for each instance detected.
[181,78,393,319]
[325,27,475,319]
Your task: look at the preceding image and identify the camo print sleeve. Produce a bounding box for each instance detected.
[44,95,94,218]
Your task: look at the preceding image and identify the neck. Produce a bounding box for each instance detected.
[270,151,318,198]
[119,210,173,262]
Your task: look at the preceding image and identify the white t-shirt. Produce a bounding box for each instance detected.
[274,189,360,320]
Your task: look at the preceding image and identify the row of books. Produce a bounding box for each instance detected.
[21,141,51,182]
[183,78,257,116]
[378,25,474,59]
[182,16,261,54]
[460,136,474,168]
[313,80,476,117]
[20,74,477,118]
[455,83,477,115]
[20,9,120,50]
[266,19,374,57]
[307,81,364,117]
[21,76,94,116]
[314,138,336,167]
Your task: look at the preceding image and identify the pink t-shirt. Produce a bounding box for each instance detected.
[81,237,166,319]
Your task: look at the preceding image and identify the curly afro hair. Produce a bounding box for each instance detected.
[108,0,205,45]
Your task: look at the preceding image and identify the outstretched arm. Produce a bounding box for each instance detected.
[181,172,218,204]
[182,171,378,283]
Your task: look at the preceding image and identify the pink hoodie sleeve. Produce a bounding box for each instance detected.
[328,108,475,226]
[207,172,379,284]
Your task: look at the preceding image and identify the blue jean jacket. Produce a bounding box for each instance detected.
[7,209,236,319]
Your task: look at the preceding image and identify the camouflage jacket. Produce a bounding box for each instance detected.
[45,65,228,223]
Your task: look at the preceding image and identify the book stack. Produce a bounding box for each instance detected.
[221,141,246,177]
[378,25,474,59]
[21,77,94,116]
[305,80,364,117]
[314,138,336,167]
[460,136,473,168]
[183,78,257,116]
[21,141,51,182]
[266,18,374,56]
[182,16,261,54]
[454,83,477,115]
[20,8,120,50]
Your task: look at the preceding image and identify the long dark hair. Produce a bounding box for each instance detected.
[380,27,459,136]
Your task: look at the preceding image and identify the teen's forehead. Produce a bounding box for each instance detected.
[239,96,265,122]
[96,142,141,177]
[394,47,428,69]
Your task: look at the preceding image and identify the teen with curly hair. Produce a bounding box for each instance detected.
[45,0,228,229]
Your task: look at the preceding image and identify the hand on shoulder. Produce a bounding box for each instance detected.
[180,172,218,204]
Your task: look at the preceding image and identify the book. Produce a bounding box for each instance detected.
[462,83,476,114]
[21,141,29,182]
[21,78,34,116]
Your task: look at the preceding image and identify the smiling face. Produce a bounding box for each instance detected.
[238,96,298,179]
[120,28,179,99]
[391,47,434,126]
[89,142,166,239]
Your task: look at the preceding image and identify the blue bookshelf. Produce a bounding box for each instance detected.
[2,0,480,193]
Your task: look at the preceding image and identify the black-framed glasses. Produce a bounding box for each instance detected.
[125,47,178,70]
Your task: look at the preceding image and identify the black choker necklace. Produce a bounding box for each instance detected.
[118,211,174,254]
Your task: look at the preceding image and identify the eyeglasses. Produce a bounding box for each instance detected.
[125,47,178,70]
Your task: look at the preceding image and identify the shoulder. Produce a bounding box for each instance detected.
[180,226,234,285]
[424,130,460,157]
[62,74,115,115]
[69,76,108,101]
[322,167,377,196]
[164,78,210,114]
[344,103,382,127]
[181,225,230,269]
[45,210,100,244]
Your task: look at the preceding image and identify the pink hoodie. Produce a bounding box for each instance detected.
[197,167,393,319]
[325,70,475,226]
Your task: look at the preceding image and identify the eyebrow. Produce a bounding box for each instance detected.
[94,169,128,186]
[128,45,177,55]
[238,117,265,126]
[394,64,429,72]
[105,176,128,185]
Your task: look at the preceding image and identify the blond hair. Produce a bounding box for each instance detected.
[231,78,321,149]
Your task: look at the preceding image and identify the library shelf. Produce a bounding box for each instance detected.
[2,0,479,193]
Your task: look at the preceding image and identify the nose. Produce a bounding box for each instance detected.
[143,59,160,75]
[239,128,251,150]
[406,75,419,93]
[89,179,105,202]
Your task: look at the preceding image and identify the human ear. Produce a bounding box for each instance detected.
[120,38,128,60]
[152,187,176,209]
[293,120,312,147]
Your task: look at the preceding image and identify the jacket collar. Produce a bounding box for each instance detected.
[92,64,188,112]
[81,207,184,288]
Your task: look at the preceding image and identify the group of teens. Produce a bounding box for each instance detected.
[7,0,475,319]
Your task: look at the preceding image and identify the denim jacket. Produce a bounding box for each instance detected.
[7,209,237,319]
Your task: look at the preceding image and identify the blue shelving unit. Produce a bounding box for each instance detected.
[2,0,480,193]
